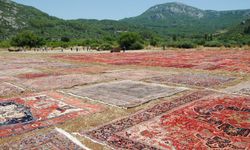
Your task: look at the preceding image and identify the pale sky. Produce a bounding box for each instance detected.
[13,0,250,20]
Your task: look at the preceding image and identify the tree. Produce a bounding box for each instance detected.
[61,36,70,42]
[244,26,250,34]
[118,32,144,50]
[172,35,177,41]
[11,31,44,48]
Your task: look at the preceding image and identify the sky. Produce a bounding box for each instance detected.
[13,0,250,20]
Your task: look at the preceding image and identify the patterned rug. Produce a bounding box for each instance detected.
[0,91,104,137]
[144,73,235,88]
[52,50,250,73]
[103,69,174,81]
[64,80,186,108]
[0,76,18,83]
[0,82,24,97]
[83,91,250,149]
[17,74,110,91]
[224,81,250,96]
[0,68,41,76]
[0,129,85,150]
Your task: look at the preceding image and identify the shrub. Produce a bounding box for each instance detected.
[118,32,144,50]
[11,31,44,48]
[61,43,69,48]
[130,41,144,50]
[176,42,196,49]
[204,41,223,47]
[223,40,238,48]
[165,41,196,49]
[244,26,250,34]
[61,36,70,42]
[0,40,11,48]
[99,43,113,50]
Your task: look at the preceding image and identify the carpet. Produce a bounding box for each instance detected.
[144,73,235,88]
[0,129,85,150]
[0,82,24,97]
[64,80,186,108]
[0,91,104,137]
[17,74,110,91]
[224,81,250,96]
[83,91,250,149]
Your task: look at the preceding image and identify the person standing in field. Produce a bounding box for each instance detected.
[122,46,126,52]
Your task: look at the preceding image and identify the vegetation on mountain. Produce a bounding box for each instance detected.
[0,0,250,49]
[122,2,250,37]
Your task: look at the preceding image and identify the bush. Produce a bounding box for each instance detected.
[118,32,144,50]
[194,39,205,45]
[130,41,144,50]
[223,40,238,48]
[99,43,113,50]
[176,42,196,49]
[204,41,223,47]
[166,41,196,49]
[61,43,69,48]
[61,36,70,42]
[11,31,44,48]
[0,40,11,48]
[244,26,250,34]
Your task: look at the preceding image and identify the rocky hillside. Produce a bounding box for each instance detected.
[1,0,250,40]
[122,2,250,36]
[0,0,144,40]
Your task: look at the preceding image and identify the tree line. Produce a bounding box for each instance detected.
[1,28,250,50]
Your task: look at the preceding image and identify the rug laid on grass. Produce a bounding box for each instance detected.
[83,91,250,149]
[53,50,250,73]
[0,76,18,83]
[144,73,235,88]
[0,129,85,150]
[17,74,110,91]
[53,66,111,75]
[64,80,186,108]
[0,82,24,97]
[224,81,250,96]
[103,69,175,81]
[0,91,104,137]
[0,68,41,76]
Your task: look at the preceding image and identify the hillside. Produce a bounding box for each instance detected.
[122,2,250,36]
[0,0,145,40]
[1,0,250,41]
[219,19,250,44]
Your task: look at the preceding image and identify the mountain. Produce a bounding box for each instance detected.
[220,19,250,43]
[122,2,250,36]
[0,0,145,40]
[1,0,250,40]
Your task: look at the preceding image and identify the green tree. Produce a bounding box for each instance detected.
[244,26,250,34]
[172,35,177,41]
[11,31,44,48]
[118,32,144,50]
[61,36,70,42]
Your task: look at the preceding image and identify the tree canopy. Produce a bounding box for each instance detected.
[118,32,144,50]
[11,31,44,48]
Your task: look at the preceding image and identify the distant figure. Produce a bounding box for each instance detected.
[61,49,64,52]
[163,45,166,50]
[122,46,126,52]
[76,47,79,52]
[70,48,73,51]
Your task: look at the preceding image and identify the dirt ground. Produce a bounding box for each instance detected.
[0,48,249,149]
